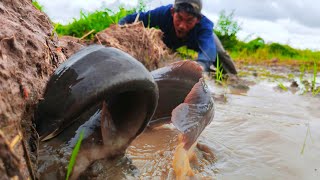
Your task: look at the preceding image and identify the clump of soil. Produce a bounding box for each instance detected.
[95,22,173,70]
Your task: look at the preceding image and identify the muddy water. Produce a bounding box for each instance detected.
[206,82,320,179]
[38,66,320,179]
[125,66,320,179]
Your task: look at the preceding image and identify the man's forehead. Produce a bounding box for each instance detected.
[175,11,197,19]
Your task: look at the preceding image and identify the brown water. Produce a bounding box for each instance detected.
[205,81,320,180]
[38,66,320,179]
[125,66,320,179]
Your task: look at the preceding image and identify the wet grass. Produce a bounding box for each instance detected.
[277,82,288,91]
[311,60,319,96]
[66,130,85,180]
[215,54,224,83]
[296,60,320,96]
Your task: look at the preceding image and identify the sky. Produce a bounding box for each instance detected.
[38,0,320,50]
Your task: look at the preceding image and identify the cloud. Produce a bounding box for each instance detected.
[38,0,138,23]
[203,0,320,29]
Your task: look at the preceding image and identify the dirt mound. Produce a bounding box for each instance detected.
[95,22,173,70]
[0,0,67,178]
[58,36,85,58]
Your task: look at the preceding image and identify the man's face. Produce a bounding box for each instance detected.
[172,10,200,38]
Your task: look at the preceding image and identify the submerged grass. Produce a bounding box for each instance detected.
[66,130,85,180]
[301,123,313,155]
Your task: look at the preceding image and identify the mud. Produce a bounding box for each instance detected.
[0,0,68,178]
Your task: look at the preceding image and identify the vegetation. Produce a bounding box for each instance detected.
[39,1,318,85]
[54,0,148,39]
[54,8,135,39]
[277,82,288,91]
[214,10,241,51]
[176,46,198,60]
[213,10,320,68]
[50,2,319,68]
[32,0,44,11]
[66,130,85,180]
[311,60,319,95]
[215,54,224,82]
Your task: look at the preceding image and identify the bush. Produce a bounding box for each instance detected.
[245,37,265,52]
[214,10,241,51]
[268,43,299,57]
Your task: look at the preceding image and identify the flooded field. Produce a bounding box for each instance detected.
[205,67,320,180]
[38,65,320,179]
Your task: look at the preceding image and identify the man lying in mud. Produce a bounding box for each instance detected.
[119,0,237,74]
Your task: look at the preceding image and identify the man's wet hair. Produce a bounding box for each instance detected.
[173,3,202,19]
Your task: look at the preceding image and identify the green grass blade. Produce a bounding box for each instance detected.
[278,82,288,91]
[215,54,224,82]
[66,130,85,180]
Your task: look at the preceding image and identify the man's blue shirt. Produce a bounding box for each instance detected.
[119,4,216,70]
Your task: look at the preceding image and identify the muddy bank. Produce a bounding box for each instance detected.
[0,0,68,178]
[0,0,175,178]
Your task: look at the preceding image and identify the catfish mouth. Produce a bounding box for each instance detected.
[101,90,155,152]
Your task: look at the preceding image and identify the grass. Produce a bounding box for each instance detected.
[66,130,85,180]
[32,0,44,11]
[300,64,306,83]
[278,82,288,91]
[176,46,198,60]
[55,8,135,39]
[311,60,319,96]
[51,5,320,97]
[215,54,224,82]
[297,60,319,96]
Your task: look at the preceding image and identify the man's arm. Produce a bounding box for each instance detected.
[196,28,217,72]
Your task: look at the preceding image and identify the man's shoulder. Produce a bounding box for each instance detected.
[153,4,173,13]
[198,15,214,29]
